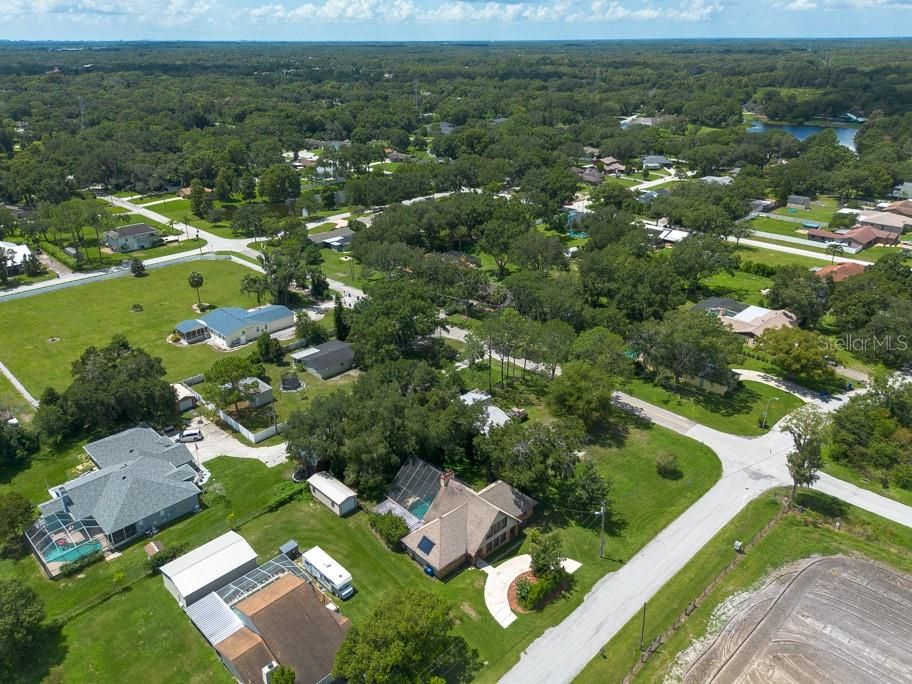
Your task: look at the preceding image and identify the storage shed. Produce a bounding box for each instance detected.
[306,472,358,517]
[160,531,258,607]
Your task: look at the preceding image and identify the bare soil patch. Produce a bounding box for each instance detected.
[677,555,912,684]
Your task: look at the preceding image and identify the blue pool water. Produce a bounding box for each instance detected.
[44,541,102,564]
[409,500,432,520]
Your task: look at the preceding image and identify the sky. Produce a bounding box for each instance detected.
[1,0,910,41]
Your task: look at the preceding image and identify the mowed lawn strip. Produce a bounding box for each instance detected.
[576,489,912,683]
[0,261,260,394]
[701,270,773,306]
[621,378,803,436]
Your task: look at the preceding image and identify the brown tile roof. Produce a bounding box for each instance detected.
[401,477,536,572]
[477,481,537,520]
[845,226,899,246]
[816,262,867,282]
[884,200,912,219]
[216,627,276,684]
[236,574,349,684]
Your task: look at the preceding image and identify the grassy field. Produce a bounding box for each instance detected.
[4,421,720,683]
[772,196,837,223]
[621,378,803,436]
[748,215,807,236]
[823,458,912,509]
[735,244,826,269]
[0,261,261,394]
[0,372,34,423]
[577,488,912,683]
[701,270,773,305]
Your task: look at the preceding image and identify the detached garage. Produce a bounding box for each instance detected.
[306,472,358,517]
[160,531,258,607]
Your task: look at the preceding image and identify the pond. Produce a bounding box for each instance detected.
[747,120,858,151]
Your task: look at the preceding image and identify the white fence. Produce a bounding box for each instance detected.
[0,253,259,302]
[217,409,287,444]
[751,230,862,254]
[182,375,286,444]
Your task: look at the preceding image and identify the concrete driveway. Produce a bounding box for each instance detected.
[483,554,583,628]
[183,417,288,468]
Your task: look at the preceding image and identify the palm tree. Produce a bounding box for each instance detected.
[188,271,204,307]
[826,242,845,263]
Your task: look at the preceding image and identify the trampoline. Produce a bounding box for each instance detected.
[281,376,303,391]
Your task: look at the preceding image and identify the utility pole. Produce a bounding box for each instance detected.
[599,502,606,559]
[639,603,647,651]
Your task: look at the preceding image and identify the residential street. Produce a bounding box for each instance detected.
[501,384,912,684]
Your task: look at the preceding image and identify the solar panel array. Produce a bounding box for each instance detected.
[215,554,310,606]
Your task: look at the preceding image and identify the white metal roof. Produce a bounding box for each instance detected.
[160,531,257,599]
[460,390,492,406]
[302,546,352,586]
[185,592,243,646]
[306,472,357,506]
[730,305,772,323]
[290,347,320,361]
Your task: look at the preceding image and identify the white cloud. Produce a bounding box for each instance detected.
[772,0,817,9]
[3,0,214,24]
[239,0,725,23]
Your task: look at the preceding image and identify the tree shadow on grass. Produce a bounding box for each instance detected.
[10,624,67,684]
[796,489,849,519]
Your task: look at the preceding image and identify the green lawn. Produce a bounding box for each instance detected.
[823,458,912,509]
[621,378,803,436]
[320,248,369,288]
[3,456,291,683]
[0,372,34,422]
[701,270,773,305]
[772,196,837,224]
[0,269,57,291]
[134,193,180,204]
[0,261,261,394]
[3,422,721,683]
[735,244,826,269]
[749,215,807,236]
[578,488,912,683]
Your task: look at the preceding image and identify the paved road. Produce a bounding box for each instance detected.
[501,383,912,684]
[735,236,873,266]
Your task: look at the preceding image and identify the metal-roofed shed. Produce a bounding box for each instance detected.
[306,472,358,516]
[160,531,258,607]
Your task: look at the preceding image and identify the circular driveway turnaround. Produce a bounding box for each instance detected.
[482,554,582,628]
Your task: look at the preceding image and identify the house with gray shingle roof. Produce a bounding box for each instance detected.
[28,428,202,573]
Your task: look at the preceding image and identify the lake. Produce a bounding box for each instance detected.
[747,120,857,151]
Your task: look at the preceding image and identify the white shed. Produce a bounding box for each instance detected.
[160,531,258,607]
[306,472,358,517]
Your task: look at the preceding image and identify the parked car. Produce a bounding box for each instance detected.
[177,428,203,442]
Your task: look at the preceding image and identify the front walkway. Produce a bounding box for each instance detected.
[481,553,582,628]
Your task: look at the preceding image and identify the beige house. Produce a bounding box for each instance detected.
[694,297,796,344]
[400,473,536,579]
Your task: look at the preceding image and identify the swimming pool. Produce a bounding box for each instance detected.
[43,541,102,564]
[409,499,432,520]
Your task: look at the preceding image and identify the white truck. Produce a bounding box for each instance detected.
[301,546,354,600]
